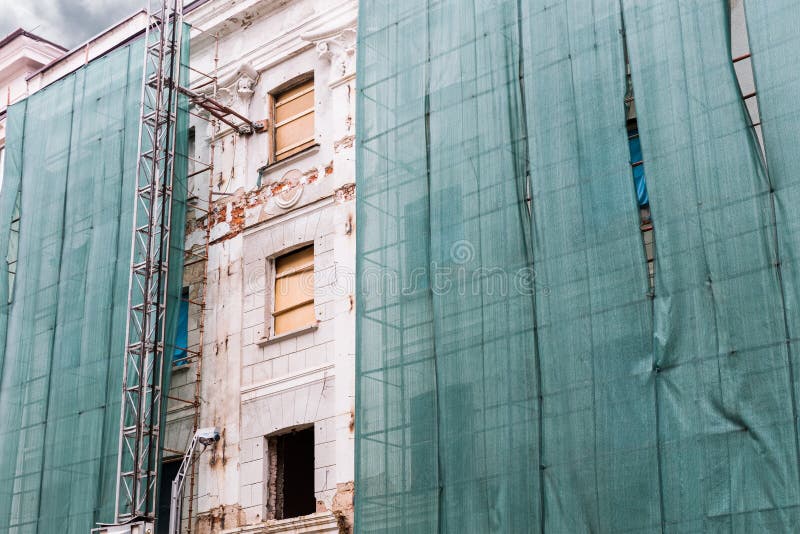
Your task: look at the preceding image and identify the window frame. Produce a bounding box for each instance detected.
[173,286,190,366]
[268,73,316,165]
[268,242,317,339]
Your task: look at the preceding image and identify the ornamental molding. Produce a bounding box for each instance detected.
[301,13,357,86]
[187,0,356,88]
[215,62,259,108]
[272,169,305,209]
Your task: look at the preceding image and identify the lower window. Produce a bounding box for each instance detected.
[266,426,316,520]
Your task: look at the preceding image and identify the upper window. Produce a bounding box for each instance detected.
[272,244,315,336]
[173,287,189,365]
[272,77,315,163]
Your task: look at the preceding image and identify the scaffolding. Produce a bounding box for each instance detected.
[0,1,259,533]
[155,25,260,533]
[115,0,184,523]
[164,32,220,534]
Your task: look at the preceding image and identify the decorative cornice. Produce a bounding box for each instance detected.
[186,0,356,89]
[299,13,357,43]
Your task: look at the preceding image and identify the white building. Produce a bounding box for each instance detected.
[0,28,66,187]
[0,28,66,115]
[163,1,358,532]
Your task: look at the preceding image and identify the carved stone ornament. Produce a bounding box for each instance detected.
[236,74,256,98]
[273,169,304,209]
[301,14,357,85]
[216,62,259,107]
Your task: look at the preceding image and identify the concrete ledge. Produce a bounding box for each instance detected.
[220,511,339,533]
[241,362,335,402]
[257,323,318,347]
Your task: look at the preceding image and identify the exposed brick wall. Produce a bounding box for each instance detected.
[331,482,354,534]
[195,504,245,534]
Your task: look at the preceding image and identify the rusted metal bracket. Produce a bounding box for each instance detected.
[177,85,265,134]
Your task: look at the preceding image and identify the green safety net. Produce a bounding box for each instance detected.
[355,0,800,532]
[0,32,189,533]
[743,10,800,529]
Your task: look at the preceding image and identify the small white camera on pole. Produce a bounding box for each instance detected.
[168,427,220,534]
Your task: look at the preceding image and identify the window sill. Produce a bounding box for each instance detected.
[171,360,193,372]
[170,362,192,376]
[258,144,320,176]
[221,511,338,533]
[257,322,318,347]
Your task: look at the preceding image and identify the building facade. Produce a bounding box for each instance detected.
[164,1,358,532]
[0,1,768,533]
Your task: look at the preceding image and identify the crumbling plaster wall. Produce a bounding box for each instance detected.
[168,0,357,532]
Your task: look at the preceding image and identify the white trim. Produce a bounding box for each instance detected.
[241,362,335,402]
[258,322,318,347]
[329,71,355,90]
[242,195,334,237]
[258,144,320,178]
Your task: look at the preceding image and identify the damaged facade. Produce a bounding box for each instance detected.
[164,0,357,532]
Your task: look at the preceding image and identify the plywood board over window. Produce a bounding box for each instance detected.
[273,244,315,335]
[273,78,315,162]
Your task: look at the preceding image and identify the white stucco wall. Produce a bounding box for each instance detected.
[0,31,65,114]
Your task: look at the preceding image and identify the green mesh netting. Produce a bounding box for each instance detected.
[744,13,800,528]
[355,0,800,532]
[0,32,189,533]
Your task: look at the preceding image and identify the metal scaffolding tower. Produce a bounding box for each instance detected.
[115,0,183,524]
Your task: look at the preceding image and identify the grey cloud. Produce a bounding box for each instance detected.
[0,0,143,49]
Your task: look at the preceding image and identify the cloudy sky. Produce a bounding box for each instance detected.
[0,0,143,49]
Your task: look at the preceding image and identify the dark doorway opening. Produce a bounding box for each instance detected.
[157,460,181,534]
[267,426,315,520]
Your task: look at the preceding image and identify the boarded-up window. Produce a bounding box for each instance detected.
[273,78,315,162]
[273,245,315,335]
